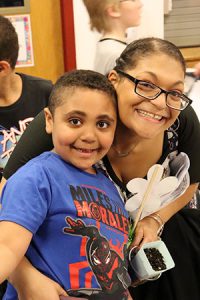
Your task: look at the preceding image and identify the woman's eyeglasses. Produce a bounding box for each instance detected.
[116,69,192,111]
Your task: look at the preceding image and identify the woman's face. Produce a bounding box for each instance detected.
[109,54,185,139]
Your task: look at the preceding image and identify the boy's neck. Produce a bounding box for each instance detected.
[102,24,127,42]
[0,72,22,107]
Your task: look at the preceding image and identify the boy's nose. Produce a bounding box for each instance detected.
[80,128,97,143]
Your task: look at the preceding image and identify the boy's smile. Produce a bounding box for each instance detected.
[45,88,117,174]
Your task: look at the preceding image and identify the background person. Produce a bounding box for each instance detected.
[193,62,200,77]
[82,0,143,75]
[2,37,200,300]
[0,15,53,181]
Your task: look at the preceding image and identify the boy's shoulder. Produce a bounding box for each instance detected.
[17,73,53,89]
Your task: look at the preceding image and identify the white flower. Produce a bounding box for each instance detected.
[125,164,179,220]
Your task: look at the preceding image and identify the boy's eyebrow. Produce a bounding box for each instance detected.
[64,111,116,121]
[97,114,116,122]
[64,110,86,117]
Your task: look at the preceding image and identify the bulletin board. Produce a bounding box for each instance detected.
[0,0,30,14]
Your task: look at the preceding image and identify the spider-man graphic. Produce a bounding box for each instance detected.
[63,217,131,300]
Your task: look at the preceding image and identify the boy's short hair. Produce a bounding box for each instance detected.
[48,69,117,114]
[0,15,19,69]
[82,0,119,33]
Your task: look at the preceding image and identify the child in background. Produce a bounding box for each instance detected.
[82,0,143,75]
[0,15,52,180]
[0,69,132,300]
[194,61,200,77]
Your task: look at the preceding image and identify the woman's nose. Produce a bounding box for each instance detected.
[150,92,167,110]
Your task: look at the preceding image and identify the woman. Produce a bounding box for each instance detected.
[2,37,200,300]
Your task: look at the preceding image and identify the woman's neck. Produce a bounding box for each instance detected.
[112,124,141,155]
[111,123,164,157]
[108,126,164,183]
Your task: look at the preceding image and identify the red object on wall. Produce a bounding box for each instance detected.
[60,0,76,71]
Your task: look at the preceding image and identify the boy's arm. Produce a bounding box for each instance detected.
[0,221,32,284]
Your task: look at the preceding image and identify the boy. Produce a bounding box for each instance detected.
[0,70,131,299]
[0,15,52,179]
[82,0,143,75]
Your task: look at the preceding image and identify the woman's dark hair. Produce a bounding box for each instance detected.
[48,69,117,114]
[114,37,186,74]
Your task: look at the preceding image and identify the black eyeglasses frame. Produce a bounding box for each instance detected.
[116,69,193,111]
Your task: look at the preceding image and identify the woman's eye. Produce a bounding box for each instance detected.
[169,90,182,97]
[139,81,156,90]
[97,121,109,129]
[69,118,81,126]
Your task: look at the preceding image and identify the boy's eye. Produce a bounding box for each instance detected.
[97,121,109,129]
[69,118,81,126]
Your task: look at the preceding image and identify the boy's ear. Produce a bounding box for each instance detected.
[0,60,11,73]
[44,107,53,134]
[106,4,121,18]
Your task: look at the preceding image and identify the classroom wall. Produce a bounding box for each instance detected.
[73,0,164,70]
[14,0,64,83]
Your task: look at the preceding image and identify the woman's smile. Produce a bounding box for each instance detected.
[136,109,164,122]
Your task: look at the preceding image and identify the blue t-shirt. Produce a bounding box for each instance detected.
[0,152,130,299]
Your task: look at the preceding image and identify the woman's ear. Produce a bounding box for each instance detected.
[108,70,120,86]
[44,107,53,134]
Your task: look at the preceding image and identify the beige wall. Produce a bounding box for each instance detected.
[180,47,200,68]
[15,0,64,83]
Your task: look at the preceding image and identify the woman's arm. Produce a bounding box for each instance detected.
[3,110,53,180]
[132,183,198,247]
[9,257,68,300]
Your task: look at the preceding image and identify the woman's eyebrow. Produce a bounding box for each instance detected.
[138,71,184,86]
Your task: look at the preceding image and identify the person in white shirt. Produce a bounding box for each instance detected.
[83,0,143,75]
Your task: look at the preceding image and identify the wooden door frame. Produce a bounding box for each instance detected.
[60,0,76,71]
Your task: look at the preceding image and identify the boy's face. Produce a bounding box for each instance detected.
[45,88,117,174]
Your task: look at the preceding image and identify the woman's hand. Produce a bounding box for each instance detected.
[131,216,160,248]
[9,257,68,300]
[131,183,199,249]
[17,276,68,300]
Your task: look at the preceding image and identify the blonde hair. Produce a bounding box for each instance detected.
[82,0,119,33]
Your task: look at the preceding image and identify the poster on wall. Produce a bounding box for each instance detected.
[0,0,30,14]
[7,14,34,67]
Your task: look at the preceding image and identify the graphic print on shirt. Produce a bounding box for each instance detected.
[64,218,130,299]
[63,183,131,299]
[0,117,33,172]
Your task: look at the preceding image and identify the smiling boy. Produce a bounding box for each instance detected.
[0,70,132,300]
